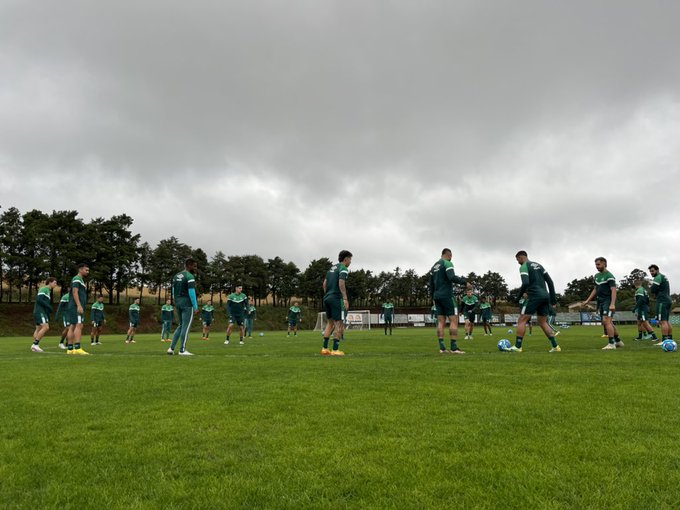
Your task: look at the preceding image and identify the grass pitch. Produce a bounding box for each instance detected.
[1,325,679,509]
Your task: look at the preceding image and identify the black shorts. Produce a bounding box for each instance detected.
[324,297,343,322]
[520,297,550,317]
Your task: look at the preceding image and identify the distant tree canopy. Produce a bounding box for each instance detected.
[3,207,672,309]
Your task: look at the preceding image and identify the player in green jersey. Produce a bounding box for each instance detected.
[633,280,657,341]
[649,264,673,346]
[89,295,105,345]
[201,300,215,340]
[225,285,249,345]
[321,250,353,356]
[480,296,493,336]
[505,251,560,352]
[582,257,623,350]
[160,299,174,342]
[55,288,71,349]
[429,248,469,355]
[287,301,302,337]
[125,298,141,344]
[168,258,199,356]
[461,289,479,340]
[66,263,91,355]
[245,303,257,338]
[381,299,395,336]
[31,277,58,353]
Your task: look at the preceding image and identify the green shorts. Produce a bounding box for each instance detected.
[598,300,614,318]
[92,320,103,328]
[657,302,671,322]
[464,311,476,322]
[34,313,49,326]
[203,319,213,327]
[229,315,245,326]
[67,308,85,325]
[324,297,343,322]
[521,297,550,317]
[482,312,492,323]
[384,316,393,324]
[62,317,71,327]
[434,297,457,317]
[636,308,649,321]
[129,321,139,328]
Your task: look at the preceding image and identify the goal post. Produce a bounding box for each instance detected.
[313,310,372,331]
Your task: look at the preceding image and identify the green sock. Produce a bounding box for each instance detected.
[68,344,74,351]
[333,339,340,350]
[609,337,615,344]
[75,343,80,349]
[450,339,458,351]
[549,336,557,348]
[323,337,329,349]
[515,336,523,348]
[438,339,445,350]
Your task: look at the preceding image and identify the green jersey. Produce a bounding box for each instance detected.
[288,306,301,321]
[429,258,466,300]
[33,286,53,316]
[172,270,197,309]
[382,302,395,318]
[324,263,349,300]
[519,260,554,300]
[201,304,215,322]
[480,302,491,311]
[91,301,105,322]
[594,270,616,302]
[651,273,671,304]
[161,304,174,322]
[635,287,650,311]
[128,303,140,322]
[68,274,88,311]
[227,292,248,316]
[246,305,257,319]
[56,293,70,319]
[461,295,479,311]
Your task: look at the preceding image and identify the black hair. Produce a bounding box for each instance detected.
[441,248,451,256]
[648,264,659,271]
[515,250,528,257]
[595,257,607,265]
[338,250,353,262]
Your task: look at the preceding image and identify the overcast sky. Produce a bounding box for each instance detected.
[1,0,679,293]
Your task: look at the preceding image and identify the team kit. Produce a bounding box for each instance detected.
[29,250,674,356]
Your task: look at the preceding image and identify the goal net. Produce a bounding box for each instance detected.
[313,310,372,331]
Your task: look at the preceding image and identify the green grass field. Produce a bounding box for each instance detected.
[2,325,679,509]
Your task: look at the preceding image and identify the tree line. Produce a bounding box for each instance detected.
[1,207,676,309]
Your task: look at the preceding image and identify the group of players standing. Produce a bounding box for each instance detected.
[28,249,674,357]
[29,258,305,356]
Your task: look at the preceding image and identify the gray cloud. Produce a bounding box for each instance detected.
[1,0,679,292]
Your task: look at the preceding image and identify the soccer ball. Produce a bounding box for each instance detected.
[507,329,513,334]
[259,332,264,337]
[661,339,677,352]
[498,339,512,351]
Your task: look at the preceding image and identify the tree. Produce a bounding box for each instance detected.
[619,268,648,291]
[300,258,332,308]
[477,271,509,304]
[21,209,51,301]
[563,276,596,303]
[0,207,24,302]
[210,251,228,305]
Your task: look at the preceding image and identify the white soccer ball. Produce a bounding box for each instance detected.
[259,332,264,337]
[507,329,513,334]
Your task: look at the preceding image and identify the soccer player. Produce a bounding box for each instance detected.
[66,263,91,355]
[201,300,215,340]
[161,299,174,342]
[461,288,479,340]
[168,258,199,356]
[505,251,560,352]
[381,299,395,336]
[287,301,302,337]
[31,277,58,352]
[125,298,140,343]
[90,295,105,345]
[55,287,70,349]
[480,296,493,336]
[321,250,352,356]
[649,264,673,346]
[225,285,248,345]
[518,295,533,335]
[429,248,468,355]
[633,280,657,341]
[245,302,257,338]
[581,257,623,350]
